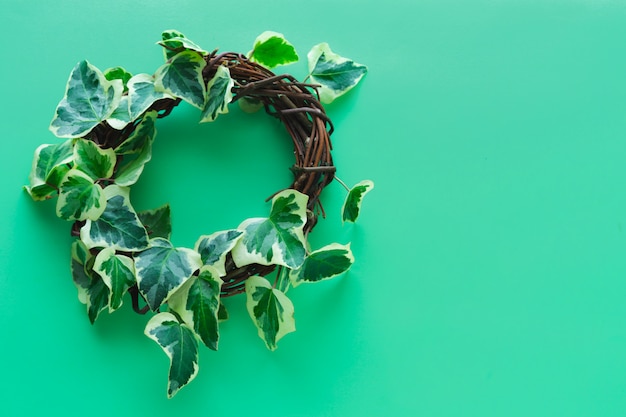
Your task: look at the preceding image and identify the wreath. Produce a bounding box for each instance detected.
[25,30,373,397]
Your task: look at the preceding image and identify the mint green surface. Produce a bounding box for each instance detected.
[3,1,626,415]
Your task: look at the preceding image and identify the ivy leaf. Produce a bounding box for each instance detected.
[107,96,131,129]
[245,275,295,350]
[199,65,234,123]
[25,139,74,201]
[56,169,106,221]
[114,111,157,155]
[168,265,223,350]
[342,180,374,223]
[195,229,243,276]
[249,31,299,69]
[307,43,367,104]
[114,132,153,187]
[138,204,172,240]
[135,238,202,311]
[80,185,149,251]
[144,312,199,398]
[71,240,110,324]
[231,190,308,270]
[93,247,136,311]
[289,243,354,287]
[104,66,132,93]
[159,30,207,60]
[50,60,123,138]
[154,50,206,109]
[73,138,116,180]
[127,74,173,121]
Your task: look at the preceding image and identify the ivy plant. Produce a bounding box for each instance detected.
[25,29,372,398]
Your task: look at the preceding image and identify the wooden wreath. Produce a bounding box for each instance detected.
[25,30,373,397]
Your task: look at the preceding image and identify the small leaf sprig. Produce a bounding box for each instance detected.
[25,30,372,398]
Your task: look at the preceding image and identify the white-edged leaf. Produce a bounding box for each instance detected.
[231,190,308,269]
[80,185,149,251]
[93,247,136,311]
[135,238,202,311]
[168,265,223,350]
[70,240,110,324]
[73,138,116,180]
[50,60,123,138]
[307,43,367,104]
[144,312,199,398]
[114,133,153,187]
[342,180,374,223]
[245,275,295,350]
[138,204,172,240]
[249,31,299,69]
[154,51,206,109]
[289,243,354,287]
[107,96,131,129]
[25,140,74,201]
[56,169,106,221]
[159,30,207,60]
[199,65,234,123]
[195,229,243,276]
[114,111,157,155]
[128,74,174,120]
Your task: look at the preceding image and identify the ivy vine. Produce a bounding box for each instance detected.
[25,30,372,398]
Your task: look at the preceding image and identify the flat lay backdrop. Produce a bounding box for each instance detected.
[3,1,626,416]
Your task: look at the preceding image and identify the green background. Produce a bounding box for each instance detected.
[2,0,626,415]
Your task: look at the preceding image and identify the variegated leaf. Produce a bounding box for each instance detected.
[245,275,295,350]
[138,204,172,240]
[307,43,367,104]
[195,229,243,276]
[159,30,207,60]
[25,139,74,200]
[56,169,106,221]
[144,312,199,398]
[249,31,299,69]
[107,96,131,129]
[289,243,354,286]
[231,190,308,269]
[114,111,157,155]
[135,238,202,311]
[168,265,223,350]
[93,247,136,311]
[114,133,153,187]
[127,75,173,121]
[50,60,123,138]
[154,51,206,109]
[70,240,110,324]
[80,185,149,251]
[199,65,234,123]
[342,180,374,223]
[73,138,116,180]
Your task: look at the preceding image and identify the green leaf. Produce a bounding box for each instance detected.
[80,185,150,251]
[127,74,173,121]
[71,240,110,324]
[73,138,116,180]
[104,66,132,92]
[114,111,157,155]
[107,96,131,129]
[114,132,153,187]
[245,275,295,350]
[195,229,243,276]
[342,180,374,223]
[199,65,234,123]
[50,60,123,138]
[25,140,74,200]
[93,247,136,311]
[289,243,354,287]
[168,265,223,350]
[307,43,367,104]
[159,30,207,60]
[138,204,172,240]
[56,169,107,221]
[231,190,308,269]
[135,238,202,311]
[249,31,299,69]
[154,51,206,109]
[144,312,199,398]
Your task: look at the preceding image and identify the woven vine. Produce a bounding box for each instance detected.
[25,30,373,397]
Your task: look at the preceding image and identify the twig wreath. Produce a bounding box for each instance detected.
[25,30,373,397]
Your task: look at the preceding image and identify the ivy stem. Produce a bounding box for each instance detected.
[334,176,350,192]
